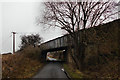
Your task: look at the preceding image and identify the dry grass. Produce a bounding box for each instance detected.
[67,47,119,79]
[63,63,88,78]
[2,46,43,78]
[83,45,120,78]
[64,60,119,80]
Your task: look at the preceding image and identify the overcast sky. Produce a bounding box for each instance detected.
[0,0,119,54]
[0,1,64,53]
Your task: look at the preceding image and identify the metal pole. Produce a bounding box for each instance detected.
[12,32,16,54]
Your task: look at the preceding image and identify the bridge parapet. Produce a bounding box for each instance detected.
[41,35,71,51]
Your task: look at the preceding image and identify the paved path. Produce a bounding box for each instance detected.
[33,62,69,79]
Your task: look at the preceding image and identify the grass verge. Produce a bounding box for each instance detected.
[63,63,88,79]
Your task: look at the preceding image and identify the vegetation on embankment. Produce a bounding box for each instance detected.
[2,46,43,78]
[65,46,119,78]
[64,19,120,79]
[83,53,119,78]
[63,58,119,79]
[63,64,88,79]
[65,49,119,79]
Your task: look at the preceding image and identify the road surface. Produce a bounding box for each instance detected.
[33,62,69,79]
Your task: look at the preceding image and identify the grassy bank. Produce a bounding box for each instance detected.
[63,64,88,79]
[63,59,119,79]
[2,46,43,78]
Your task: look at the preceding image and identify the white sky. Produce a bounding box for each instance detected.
[0,0,119,54]
[0,3,2,54]
[0,2,64,53]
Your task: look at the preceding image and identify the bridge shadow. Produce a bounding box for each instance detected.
[40,47,68,63]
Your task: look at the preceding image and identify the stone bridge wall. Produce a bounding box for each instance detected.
[67,19,120,66]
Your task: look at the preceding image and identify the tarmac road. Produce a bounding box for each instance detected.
[33,62,69,79]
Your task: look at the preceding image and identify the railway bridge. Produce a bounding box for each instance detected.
[39,19,120,62]
[40,34,74,62]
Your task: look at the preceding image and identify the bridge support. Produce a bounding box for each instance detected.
[40,51,47,62]
[63,49,68,62]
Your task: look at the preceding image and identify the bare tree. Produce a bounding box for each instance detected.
[38,0,120,70]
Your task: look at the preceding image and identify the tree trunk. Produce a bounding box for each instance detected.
[73,35,85,71]
[68,33,86,71]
